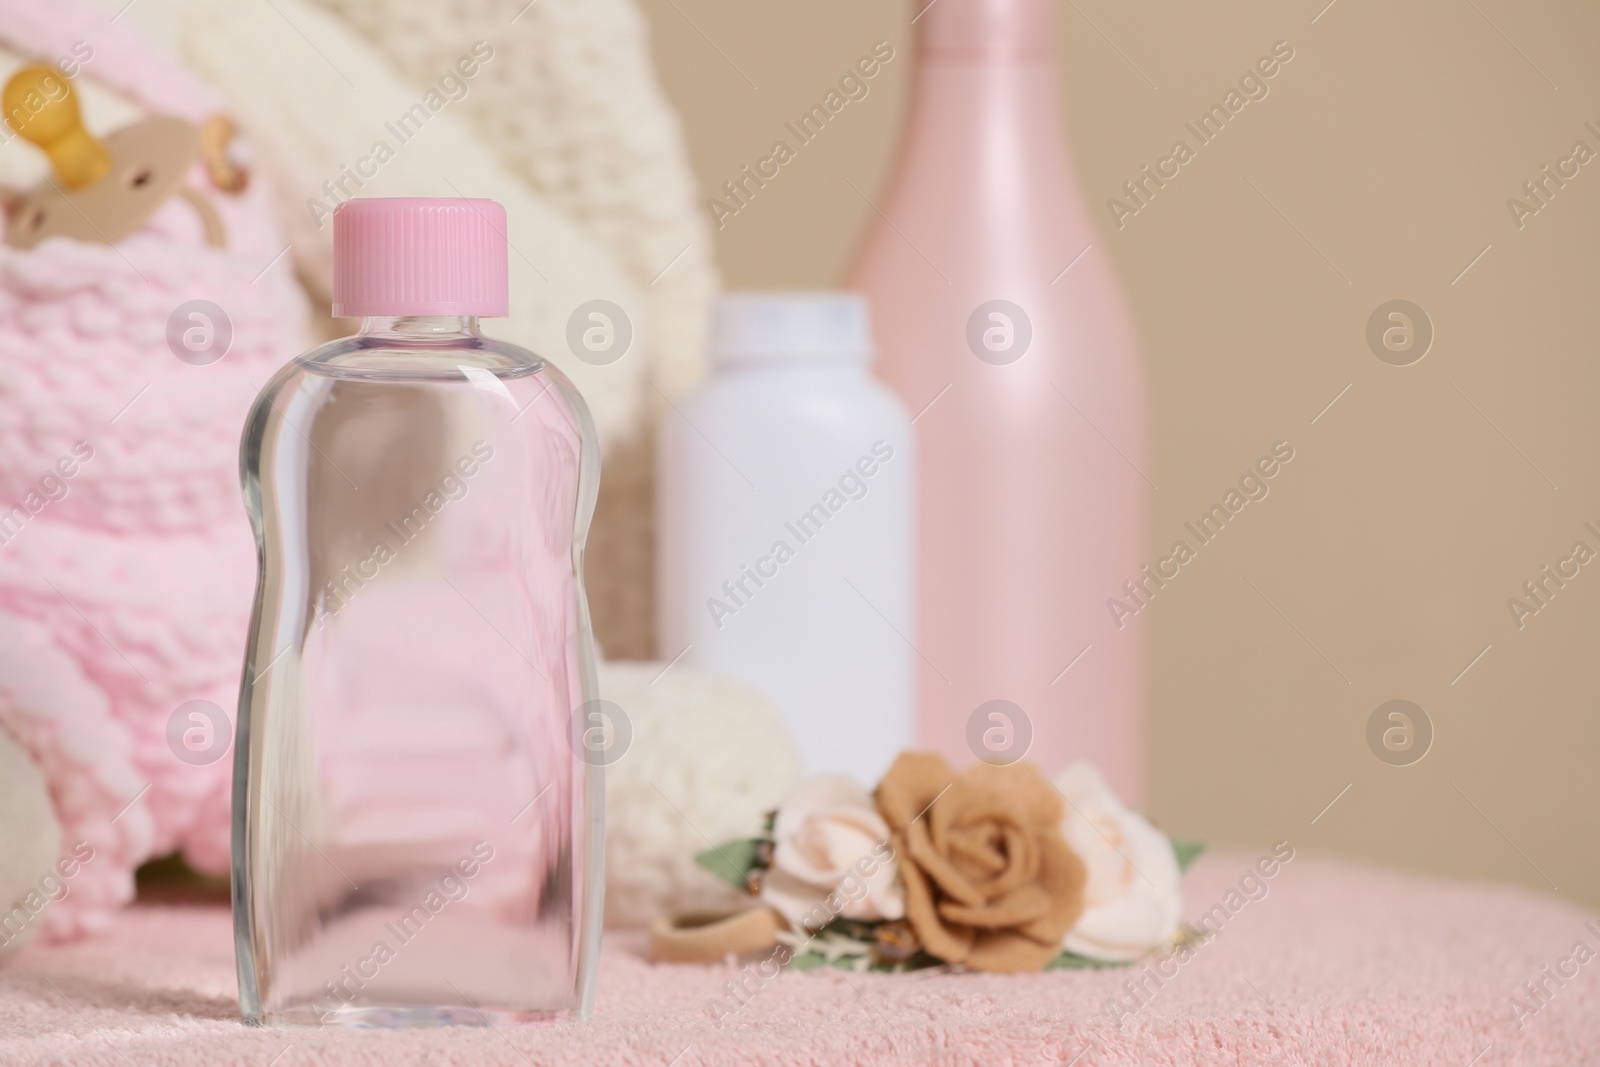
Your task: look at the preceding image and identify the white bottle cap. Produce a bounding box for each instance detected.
[711,292,872,368]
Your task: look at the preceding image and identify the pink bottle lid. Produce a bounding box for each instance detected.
[331,197,509,318]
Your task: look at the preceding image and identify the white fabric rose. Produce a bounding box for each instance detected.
[759,775,904,930]
[1053,761,1182,961]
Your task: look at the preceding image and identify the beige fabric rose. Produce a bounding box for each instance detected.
[1054,761,1181,961]
[876,752,1086,973]
[759,775,903,930]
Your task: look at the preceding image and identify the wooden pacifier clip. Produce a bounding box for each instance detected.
[2,64,243,250]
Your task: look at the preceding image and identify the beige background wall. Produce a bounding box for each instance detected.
[636,0,1600,909]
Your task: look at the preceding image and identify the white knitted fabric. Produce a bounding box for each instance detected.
[598,661,801,928]
[313,0,719,406]
[102,0,652,451]
[0,707,60,957]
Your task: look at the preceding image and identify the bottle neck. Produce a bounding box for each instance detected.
[358,315,482,343]
[916,0,1055,65]
[897,0,1070,194]
[713,351,869,375]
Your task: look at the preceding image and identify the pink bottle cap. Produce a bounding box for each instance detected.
[331,197,509,318]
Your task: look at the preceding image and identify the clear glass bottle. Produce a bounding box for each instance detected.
[233,198,603,1026]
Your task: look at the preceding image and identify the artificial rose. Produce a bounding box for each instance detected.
[1053,761,1181,961]
[759,775,904,930]
[876,752,1086,973]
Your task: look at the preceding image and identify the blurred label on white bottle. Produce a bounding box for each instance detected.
[658,292,914,784]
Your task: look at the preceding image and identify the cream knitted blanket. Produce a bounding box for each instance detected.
[103,0,719,451]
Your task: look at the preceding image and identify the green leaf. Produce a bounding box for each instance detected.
[869,951,944,973]
[787,951,827,971]
[1045,950,1132,971]
[693,838,767,890]
[1171,839,1206,873]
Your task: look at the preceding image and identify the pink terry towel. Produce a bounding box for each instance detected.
[1,853,1597,1066]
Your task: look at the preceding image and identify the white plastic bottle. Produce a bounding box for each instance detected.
[658,293,914,784]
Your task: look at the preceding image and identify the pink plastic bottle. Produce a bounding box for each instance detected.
[849,0,1146,798]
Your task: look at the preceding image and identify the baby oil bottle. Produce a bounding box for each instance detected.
[233,198,603,1026]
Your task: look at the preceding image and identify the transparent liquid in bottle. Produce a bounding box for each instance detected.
[233,315,603,1026]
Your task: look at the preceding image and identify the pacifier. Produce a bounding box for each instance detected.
[1,64,245,249]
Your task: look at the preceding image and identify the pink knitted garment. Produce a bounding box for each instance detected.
[0,0,306,938]
[1,854,1596,1065]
